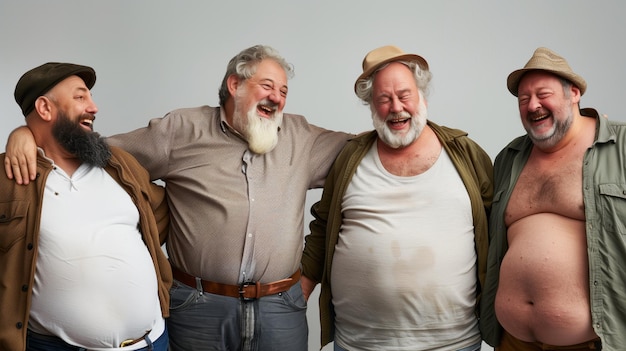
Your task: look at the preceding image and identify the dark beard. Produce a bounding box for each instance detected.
[52,112,111,168]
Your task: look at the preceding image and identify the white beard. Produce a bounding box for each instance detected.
[243,110,282,154]
[232,94,283,154]
[372,96,428,149]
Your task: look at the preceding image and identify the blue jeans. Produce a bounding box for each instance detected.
[168,278,308,351]
[334,341,482,351]
[25,327,168,351]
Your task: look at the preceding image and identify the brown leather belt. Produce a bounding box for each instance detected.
[172,266,301,300]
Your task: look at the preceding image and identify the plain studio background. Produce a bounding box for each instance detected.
[2,1,624,350]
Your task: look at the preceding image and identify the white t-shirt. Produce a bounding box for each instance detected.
[331,142,481,351]
[29,156,164,350]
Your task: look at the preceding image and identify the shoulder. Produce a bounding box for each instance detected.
[335,131,376,159]
[428,120,468,139]
[280,112,351,140]
[164,105,219,121]
[428,121,488,156]
[108,146,145,170]
[169,105,218,115]
[280,112,319,131]
[493,135,529,167]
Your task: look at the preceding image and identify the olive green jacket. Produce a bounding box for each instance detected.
[302,121,493,348]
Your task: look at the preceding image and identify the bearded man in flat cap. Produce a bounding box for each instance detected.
[480,47,626,351]
[0,63,171,351]
[301,45,493,351]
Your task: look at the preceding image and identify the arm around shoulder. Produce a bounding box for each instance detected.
[4,125,37,184]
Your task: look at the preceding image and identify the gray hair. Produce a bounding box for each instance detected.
[558,77,573,98]
[218,45,294,107]
[355,60,432,105]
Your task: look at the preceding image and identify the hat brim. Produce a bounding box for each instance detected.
[507,68,587,97]
[354,53,428,92]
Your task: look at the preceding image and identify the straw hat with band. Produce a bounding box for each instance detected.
[355,45,429,93]
[507,47,586,97]
[14,62,96,117]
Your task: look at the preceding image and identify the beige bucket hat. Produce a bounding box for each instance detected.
[355,45,429,93]
[507,47,586,96]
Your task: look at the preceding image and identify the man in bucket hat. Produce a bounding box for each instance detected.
[480,47,626,350]
[301,45,493,351]
[0,62,172,351]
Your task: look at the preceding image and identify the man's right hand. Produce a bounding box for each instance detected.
[4,126,38,185]
[300,274,318,302]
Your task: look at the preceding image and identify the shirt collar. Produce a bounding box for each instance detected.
[582,107,615,145]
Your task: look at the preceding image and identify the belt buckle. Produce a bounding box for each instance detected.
[120,339,135,347]
[119,330,150,347]
[239,281,256,301]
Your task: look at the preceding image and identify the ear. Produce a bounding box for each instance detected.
[570,85,582,105]
[33,96,54,122]
[226,74,241,97]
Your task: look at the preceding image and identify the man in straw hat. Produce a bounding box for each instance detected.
[480,47,626,350]
[0,62,172,350]
[301,45,493,351]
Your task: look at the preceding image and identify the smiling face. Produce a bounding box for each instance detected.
[516,71,580,150]
[46,75,98,131]
[46,75,110,167]
[371,62,428,149]
[231,59,288,154]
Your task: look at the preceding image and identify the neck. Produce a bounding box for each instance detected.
[39,143,82,177]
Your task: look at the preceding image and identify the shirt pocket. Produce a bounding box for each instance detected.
[598,183,626,235]
[0,200,29,252]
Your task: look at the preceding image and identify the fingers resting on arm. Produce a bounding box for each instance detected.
[5,126,38,185]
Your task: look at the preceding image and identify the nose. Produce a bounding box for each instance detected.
[268,88,282,103]
[390,96,403,113]
[267,88,286,111]
[85,95,98,114]
[527,95,541,112]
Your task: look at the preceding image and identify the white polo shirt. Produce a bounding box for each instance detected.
[28,152,164,350]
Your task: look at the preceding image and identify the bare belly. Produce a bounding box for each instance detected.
[495,213,598,345]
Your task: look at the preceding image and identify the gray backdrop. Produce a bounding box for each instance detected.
[2,1,624,350]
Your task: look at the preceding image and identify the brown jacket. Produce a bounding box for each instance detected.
[0,146,171,351]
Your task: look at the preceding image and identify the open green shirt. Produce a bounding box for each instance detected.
[480,108,626,351]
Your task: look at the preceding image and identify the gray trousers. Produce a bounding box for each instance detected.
[167,278,308,351]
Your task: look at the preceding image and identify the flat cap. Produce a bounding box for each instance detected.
[14,62,96,116]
